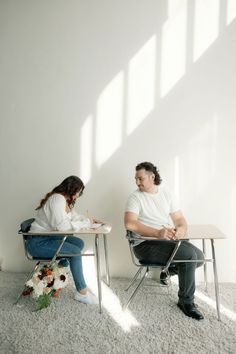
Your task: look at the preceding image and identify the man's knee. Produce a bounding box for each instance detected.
[181,244,204,268]
[195,248,204,268]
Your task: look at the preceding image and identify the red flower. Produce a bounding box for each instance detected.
[53,290,60,298]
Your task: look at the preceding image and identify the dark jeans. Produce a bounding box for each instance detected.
[133,240,204,304]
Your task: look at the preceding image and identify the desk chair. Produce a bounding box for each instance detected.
[15,218,94,305]
[124,231,182,310]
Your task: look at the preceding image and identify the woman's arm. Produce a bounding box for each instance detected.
[48,194,91,231]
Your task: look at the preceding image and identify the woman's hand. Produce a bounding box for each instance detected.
[92,218,105,225]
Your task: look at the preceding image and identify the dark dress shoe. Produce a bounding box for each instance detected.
[177,302,204,320]
[160,271,170,286]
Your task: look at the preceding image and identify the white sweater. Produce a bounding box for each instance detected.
[30,193,91,232]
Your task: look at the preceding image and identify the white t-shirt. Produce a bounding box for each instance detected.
[30,193,91,232]
[125,184,179,244]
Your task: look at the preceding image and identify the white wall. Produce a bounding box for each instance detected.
[0,0,236,282]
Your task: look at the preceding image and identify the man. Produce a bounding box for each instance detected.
[124,161,204,320]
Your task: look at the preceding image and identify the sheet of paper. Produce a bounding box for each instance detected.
[91,223,103,229]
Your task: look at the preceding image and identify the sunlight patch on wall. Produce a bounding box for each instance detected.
[95,72,124,167]
[126,35,156,135]
[174,155,180,203]
[226,0,236,25]
[182,114,218,202]
[160,0,187,98]
[193,0,220,62]
[80,115,93,184]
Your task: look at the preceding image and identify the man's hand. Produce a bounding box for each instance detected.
[159,227,177,240]
[174,228,186,239]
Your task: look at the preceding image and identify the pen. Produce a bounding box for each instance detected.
[162,224,176,231]
[86,210,90,220]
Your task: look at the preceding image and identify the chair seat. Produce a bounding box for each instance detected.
[139,261,164,267]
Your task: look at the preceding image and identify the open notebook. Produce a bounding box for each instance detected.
[91,223,104,229]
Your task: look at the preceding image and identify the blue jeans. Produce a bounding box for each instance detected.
[26,236,87,291]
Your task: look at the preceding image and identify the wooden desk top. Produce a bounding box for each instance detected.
[24,224,112,236]
[136,224,226,241]
[185,224,226,240]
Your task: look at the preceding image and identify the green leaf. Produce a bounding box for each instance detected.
[35,294,52,311]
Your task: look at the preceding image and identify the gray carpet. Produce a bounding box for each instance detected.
[0,271,236,354]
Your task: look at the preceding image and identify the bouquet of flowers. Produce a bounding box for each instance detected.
[22,263,69,311]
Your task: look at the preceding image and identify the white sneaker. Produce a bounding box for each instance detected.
[74,291,99,305]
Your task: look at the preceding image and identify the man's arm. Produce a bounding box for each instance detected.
[170,210,188,239]
[124,211,175,240]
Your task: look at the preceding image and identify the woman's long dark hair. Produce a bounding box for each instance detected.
[36,176,85,210]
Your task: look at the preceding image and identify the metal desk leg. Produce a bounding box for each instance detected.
[202,239,208,292]
[211,239,221,321]
[95,234,102,314]
[103,234,110,286]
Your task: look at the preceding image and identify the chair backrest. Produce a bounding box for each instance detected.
[126,230,135,243]
[19,218,35,233]
[126,230,144,267]
[19,218,35,260]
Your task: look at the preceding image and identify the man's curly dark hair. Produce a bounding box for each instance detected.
[136,162,162,185]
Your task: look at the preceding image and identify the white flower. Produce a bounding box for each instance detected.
[53,277,68,290]
[32,280,47,298]
[26,279,34,288]
[53,265,66,275]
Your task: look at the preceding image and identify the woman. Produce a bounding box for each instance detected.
[27,175,98,305]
